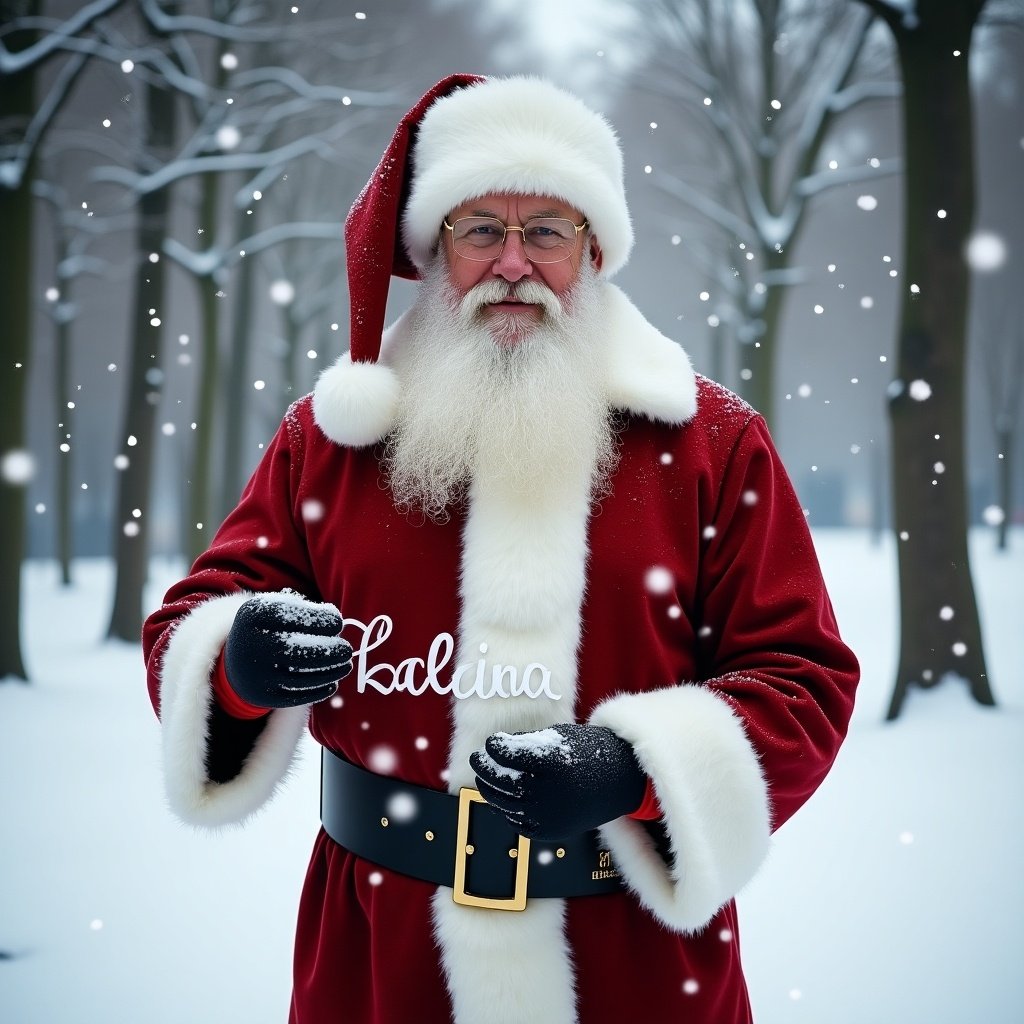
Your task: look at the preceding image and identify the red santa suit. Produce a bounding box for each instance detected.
[143,76,858,1024]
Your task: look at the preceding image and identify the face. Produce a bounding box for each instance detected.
[440,193,603,339]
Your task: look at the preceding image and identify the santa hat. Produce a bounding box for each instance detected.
[314,74,634,447]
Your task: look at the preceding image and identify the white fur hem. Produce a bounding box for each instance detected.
[158,592,309,827]
[433,891,576,1024]
[589,685,771,933]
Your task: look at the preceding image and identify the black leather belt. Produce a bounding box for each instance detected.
[321,748,624,911]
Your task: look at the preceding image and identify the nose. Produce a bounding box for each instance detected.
[491,228,533,282]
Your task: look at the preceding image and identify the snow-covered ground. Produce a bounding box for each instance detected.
[1,529,1022,1023]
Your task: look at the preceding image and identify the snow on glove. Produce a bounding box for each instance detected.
[223,590,353,709]
[469,723,647,841]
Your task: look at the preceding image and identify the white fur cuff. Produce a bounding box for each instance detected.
[158,592,309,827]
[589,684,771,933]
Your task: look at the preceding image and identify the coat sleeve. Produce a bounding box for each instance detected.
[589,414,859,932]
[142,402,320,828]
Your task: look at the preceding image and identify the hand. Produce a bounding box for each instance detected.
[469,723,647,841]
[223,590,353,709]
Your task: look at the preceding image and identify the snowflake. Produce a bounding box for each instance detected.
[644,566,673,595]
[368,745,397,774]
[385,792,417,823]
[1,450,35,484]
[270,280,296,306]
[982,505,1005,527]
[302,499,325,522]
[964,231,1007,272]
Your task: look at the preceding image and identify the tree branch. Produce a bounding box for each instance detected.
[797,156,903,197]
[653,170,755,241]
[91,136,336,195]
[0,0,122,74]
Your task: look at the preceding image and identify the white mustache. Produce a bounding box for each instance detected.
[458,278,564,322]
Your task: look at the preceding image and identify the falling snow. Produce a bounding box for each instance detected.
[215,125,241,150]
[301,499,325,522]
[1,450,36,484]
[367,745,398,774]
[964,231,1007,272]
[385,792,417,823]
[644,566,674,594]
[982,505,1005,527]
[269,280,296,306]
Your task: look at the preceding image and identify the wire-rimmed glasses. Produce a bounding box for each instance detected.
[442,216,588,263]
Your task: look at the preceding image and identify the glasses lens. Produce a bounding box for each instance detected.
[451,218,505,259]
[523,219,579,263]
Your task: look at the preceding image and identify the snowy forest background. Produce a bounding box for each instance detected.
[1,1,1023,1022]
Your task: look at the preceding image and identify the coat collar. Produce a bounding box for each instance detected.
[311,283,697,448]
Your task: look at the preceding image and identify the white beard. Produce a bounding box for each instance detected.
[383,256,618,521]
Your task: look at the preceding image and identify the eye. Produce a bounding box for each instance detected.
[524,219,574,247]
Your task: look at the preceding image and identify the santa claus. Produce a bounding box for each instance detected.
[144,75,859,1024]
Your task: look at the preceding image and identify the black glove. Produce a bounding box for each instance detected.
[469,723,647,841]
[223,590,352,709]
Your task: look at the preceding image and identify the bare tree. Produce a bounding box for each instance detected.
[974,298,1023,551]
[856,0,999,718]
[103,14,180,642]
[0,0,127,681]
[34,171,131,584]
[90,0,407,619]
[633,0,900,426]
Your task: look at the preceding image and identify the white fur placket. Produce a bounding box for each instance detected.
[432,440,596,1024]
[311,283,703,1023]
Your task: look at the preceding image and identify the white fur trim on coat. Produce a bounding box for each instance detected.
[431,406,599,1023]
[589,685,771,933]
[402,77,633,277]
[432,889,576,1024]
[312,288,695,448]
[602,284,696,425]
[158,591,309,827]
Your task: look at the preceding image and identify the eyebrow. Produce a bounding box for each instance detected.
[468,208,565,220]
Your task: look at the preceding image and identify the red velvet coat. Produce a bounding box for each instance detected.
[144,285,857,1024]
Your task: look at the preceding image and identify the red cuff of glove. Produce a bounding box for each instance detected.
[212,650,270,720]
[627,776,662,821]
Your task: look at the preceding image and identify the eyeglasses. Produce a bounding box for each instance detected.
[442,216,588,264]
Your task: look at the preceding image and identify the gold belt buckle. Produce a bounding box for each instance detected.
[452,788,530,911]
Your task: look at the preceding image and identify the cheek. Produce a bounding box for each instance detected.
[446,256,490,294]
[538,263,578,296]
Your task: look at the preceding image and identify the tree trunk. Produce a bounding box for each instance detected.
[870,437,886,547]
[56,311,73,585]
[738,251,787,427]
[186,36,230,565]
[186,264,222,566]
[217,202,258,526]
[106,79,176,641]
[995,425,1011,552]
[0,5,37,682]
[883,0,994,719]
